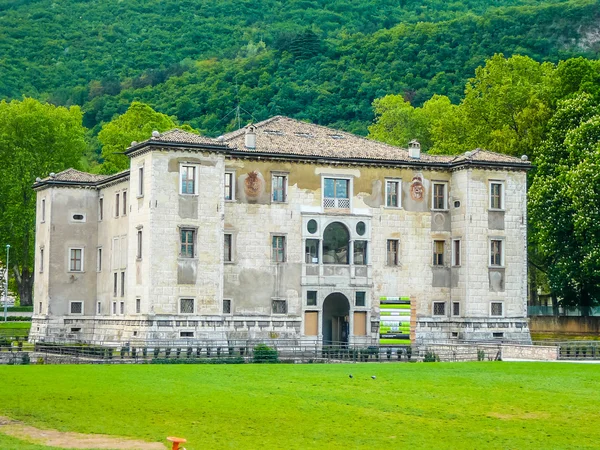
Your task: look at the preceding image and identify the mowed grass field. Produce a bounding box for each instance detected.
[0,363,599,449]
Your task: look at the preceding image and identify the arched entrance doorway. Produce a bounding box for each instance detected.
[323,222,350,264]
[322,293,350,346]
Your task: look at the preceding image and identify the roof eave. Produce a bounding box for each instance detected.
[125,140,228,155]
[32,170,130,190]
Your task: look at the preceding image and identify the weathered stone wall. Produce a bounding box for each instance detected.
[500,344,558,361]
[530,316,600,336]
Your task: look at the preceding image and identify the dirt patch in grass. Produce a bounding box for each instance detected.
[0,416,165,449]
[488,411,550,420]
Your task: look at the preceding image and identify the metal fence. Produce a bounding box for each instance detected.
[528,306,600,316]
[534,340,600,360]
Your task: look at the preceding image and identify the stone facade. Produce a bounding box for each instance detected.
[30,117,531,346]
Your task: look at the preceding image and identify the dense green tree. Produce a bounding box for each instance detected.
[460,54,554,157]
[529,94,600,315]
[0,98,86,305]
[368,95,429,148]
[97,102,194,174]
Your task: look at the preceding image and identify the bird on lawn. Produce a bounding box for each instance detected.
[371,375,376,380]
[349,374,353,379]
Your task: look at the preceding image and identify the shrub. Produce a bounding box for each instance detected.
[477,350,486,361]
[253,344,279,363]
[21,353,30,365]
[150,357,244,365]
[423,351,440,362]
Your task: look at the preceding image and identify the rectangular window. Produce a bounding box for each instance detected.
[39,302,43,314]
[305,239,319,264]
[387,240,399,266]
[307,291,317,306]
[120,301,124,315]
[385,180,400,207]
[490,239,503,266]
[137,230,142,259]
[136,298,141,314]
[115,193,120,217]
[180,298,194,314]
[224,171,235,200]
[272,299,287,314]
[491,302,504,317]
[96,248,102,272]
[98,198,103,221]
[138,167,144,197]
[354,240,367,265]
[180,331,194,338]
[180,229,195,258]
[122,191,127,216]
[433,301,446,316]
[69,248,83,272]
[490,182,504,210]
[224,233,233,262]
[452,302,460,317]
[355,291,366,307]
[452,239,461,267]
[70,301,83,315]
[112,237,120,270]
[120,271,125,297]
[433,240,445,266]
[97,301,101,314]
[112,301,117,315]
[41,198,46,222]
[39,247,44,273]
[272,174,287,203]
[323,177,350,208]
[432,182,447,210]
[223,299,232,314]
[113,273,118,297]
[181,165,197,195]
[272,235,286,263]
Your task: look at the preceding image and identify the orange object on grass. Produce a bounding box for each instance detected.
[167,436,187,450]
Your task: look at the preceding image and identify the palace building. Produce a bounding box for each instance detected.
[30,116,532,345]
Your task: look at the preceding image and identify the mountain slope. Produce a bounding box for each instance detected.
[80,0,600,136]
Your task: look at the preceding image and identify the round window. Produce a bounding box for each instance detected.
[307,219,318,234]
[356,221,366,236]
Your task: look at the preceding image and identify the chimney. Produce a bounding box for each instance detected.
[408,139,421,159]
[245,125,256,149]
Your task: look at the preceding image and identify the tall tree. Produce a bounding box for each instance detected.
[461,54,554,157]
[368,95,430,149]
[98,102,193,174]
[0,98,86,305]
[529,94,600,315]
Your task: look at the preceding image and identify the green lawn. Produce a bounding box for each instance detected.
[0,322,31,328]
[0,363,598,449]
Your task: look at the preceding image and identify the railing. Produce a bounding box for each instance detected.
[533,340,600,360]
[323,197,350,209]
[528,306,600,316]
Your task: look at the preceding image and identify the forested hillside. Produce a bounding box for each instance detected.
[1,0,599,141]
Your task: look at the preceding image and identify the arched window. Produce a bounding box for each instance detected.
[323,222,349,264]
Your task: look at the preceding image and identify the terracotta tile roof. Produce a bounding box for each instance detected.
[34,168,130,189]
[450,148,529,164]
[41,168,109,183]
[222,116,456,163]
[136,129,225,146]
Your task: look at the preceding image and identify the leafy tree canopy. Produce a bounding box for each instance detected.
[0,98,86,305]
[97,102,195,173]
